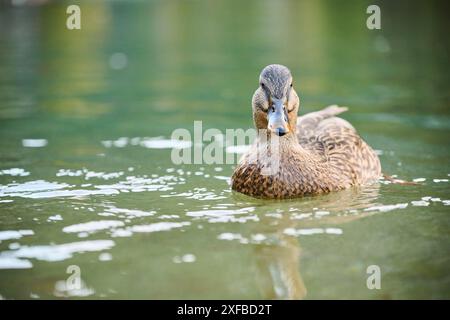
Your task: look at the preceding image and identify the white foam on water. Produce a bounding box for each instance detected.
[22,188,119,199]
[0,168,30,176]
[9,242,20,250]
[111,221,191,237]
[161,188,227,201]
[173,254,196,264]
[217,233,249,244]
[251,234,267,242]
[290,213,313,220]
[217,232,242,241]
[0,230,34,241]
[374,149,383,155]
[95,175,180,193]
[213,176,231,184]
[48,215,63,221]
[63,220,125,233]
[187,207,257,223]
[315,211,330,217]
[102,205,155,218]
[284,228,323,236]
[85,171,124,180]
[98,252,112,261]
[0,180,69,194]
[0,240,115,262]
[208,215,259,223]
[22,139,47,148]
[364,203,408,212]
[187,207,255,218]
[57,168,124,180]
[283,228,343,236]
[325,228,344,235]
[0,257,32,269]
[265,213,283,219]
[129,222,190,233]
[110,229,133,237]
[411,200,430,207]
[0,179,122,199]
[56,169,84,177]
[140,138,192,149]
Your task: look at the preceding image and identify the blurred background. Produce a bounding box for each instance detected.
[0,0,449,299]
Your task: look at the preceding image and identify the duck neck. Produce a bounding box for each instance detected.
[256,130,300,153]
[253,129,320,176]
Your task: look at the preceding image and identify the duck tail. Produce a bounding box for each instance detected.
[322,105,349,117]
[382,174,420,185]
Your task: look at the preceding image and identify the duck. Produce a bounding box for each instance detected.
[231,64,381,199]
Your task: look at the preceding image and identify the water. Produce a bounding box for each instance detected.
[0,0,449,299]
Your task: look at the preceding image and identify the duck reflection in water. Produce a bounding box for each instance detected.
[247,184,381,299]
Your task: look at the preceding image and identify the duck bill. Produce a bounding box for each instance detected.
[268,98,290,136]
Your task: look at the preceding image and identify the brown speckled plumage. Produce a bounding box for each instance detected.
[231,64,381,199]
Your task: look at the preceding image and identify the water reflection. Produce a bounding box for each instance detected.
[252,184,381,299]
[39,2,111,118]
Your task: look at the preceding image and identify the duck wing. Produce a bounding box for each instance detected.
[296,105,350,138]
[296,105,381,184]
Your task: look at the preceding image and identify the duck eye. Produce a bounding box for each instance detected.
[290,83,293,87]
[260,83,265,88]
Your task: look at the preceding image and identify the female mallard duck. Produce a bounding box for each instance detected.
[231,64,381,199]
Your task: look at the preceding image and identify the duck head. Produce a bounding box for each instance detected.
[252,64,300,137]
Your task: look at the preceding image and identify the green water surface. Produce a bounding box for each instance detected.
[0,0,449,299]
